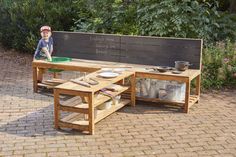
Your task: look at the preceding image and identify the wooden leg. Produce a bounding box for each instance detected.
[88,93,94,135]
[54,89,60,129]
[38,68,44,83]
[130,74,136,106]
[33,67,38,93]
[53,72,58,78]
[196,74,201,103]
[184,80,190,113]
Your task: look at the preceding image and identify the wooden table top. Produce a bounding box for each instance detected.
[55,70,135,93]
[33,58,201,80]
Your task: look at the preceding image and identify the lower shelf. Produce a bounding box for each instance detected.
[136,95,199,107]
[58,99,130,131]
[59,113,89,131]
[38,79,67,89]
[189,95,199,107]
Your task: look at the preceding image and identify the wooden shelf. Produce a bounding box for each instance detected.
[136,95,199,107]
[60,96,88,114]
[95,99,130,123]
[59,113,89,131]
[136,96,184,104]
[38,79,67,89]
[45,78,67,84]
[189,95,199,107]
[59,86,129,114]
[38,83,55,89]
[94,86,129,107]
[58,99,130,131]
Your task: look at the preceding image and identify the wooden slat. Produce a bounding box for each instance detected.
[60,113,79,122]
[60,96,88,113]
[189,95,199,108]
[38,83,55,89]
[45,78,67,84]
[136,97,184,105]
[59,121,89,131]
[60,113,89,130]
[60,104,88,114]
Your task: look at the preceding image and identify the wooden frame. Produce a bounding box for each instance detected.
[33,59,201,113]
[135,70,201,113]
[53,71,135,134]
[32,32,203,134]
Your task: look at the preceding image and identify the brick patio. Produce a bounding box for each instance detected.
[0,49,235,157]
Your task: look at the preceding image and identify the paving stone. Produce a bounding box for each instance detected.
[0,49,236,157]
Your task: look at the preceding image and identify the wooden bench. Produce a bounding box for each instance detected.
[33,31,202,114]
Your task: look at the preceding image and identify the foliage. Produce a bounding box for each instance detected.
[202,40,236,89]
[217,13,236,42]
[72,0,138,35]
[0,0,236,90]
[0,0,78,52]
[72,0,236,45]
[136,0,221,44]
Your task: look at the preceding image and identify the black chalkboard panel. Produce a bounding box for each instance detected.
[53,31,202,69]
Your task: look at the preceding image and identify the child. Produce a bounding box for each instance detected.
[34,26,53,61]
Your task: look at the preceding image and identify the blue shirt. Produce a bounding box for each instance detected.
[34,37,53,59]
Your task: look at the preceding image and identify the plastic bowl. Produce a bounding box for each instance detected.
[115,95,121,105]
[48,69,64,73]
[101,68,112,72]
[48,56,72,63]
[47,57,72,72]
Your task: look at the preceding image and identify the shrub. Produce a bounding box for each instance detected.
[136,0,221,44]
[202,40,236,89]
[72,0,138,35]
[0,0,78,52]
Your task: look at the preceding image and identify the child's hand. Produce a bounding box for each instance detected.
[42,47,52,61]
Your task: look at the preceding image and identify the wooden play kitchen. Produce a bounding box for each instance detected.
[32,31,203,134]
[54,70,135,135]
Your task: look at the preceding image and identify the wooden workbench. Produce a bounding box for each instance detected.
[32,58,201,113]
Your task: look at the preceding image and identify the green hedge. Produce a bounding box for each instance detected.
[1,0,236,51]
[202,40,236,89]
[0,0,78,52]
[0,0,236,89]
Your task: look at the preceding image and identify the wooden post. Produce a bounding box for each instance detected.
[38,68,44,83]
[53,72,58,78]
[130,74,136,106]
[32,67,38,93]
[196,74,201,102]
[184,79,190,113]
[54,89,60,129]
[88,93,94,135]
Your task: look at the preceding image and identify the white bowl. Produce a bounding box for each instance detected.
[97,100,112,110]
[113,68,125,73]
[101,68,112,72]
